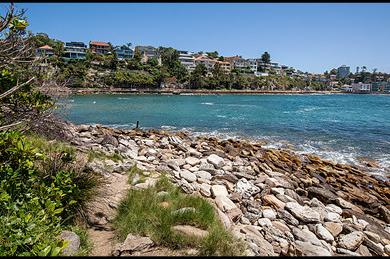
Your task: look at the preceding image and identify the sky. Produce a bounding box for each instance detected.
[6,3,390,73]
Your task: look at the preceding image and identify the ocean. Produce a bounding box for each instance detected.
[60,93,390,176]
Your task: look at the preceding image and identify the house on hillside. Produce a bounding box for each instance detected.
[35,45,54,57]
[178,50,196,72]
[89,41,111,55]
[114,45,134,60]
[63,42,87,60]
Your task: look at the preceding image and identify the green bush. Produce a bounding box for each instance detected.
[0,131,97,256]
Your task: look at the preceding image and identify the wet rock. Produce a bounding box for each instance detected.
[285,202,321,223]
[338,231,365,251]
[59,230,80,256]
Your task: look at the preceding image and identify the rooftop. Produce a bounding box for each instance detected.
[38,45,53,50]
[90,41,110,47]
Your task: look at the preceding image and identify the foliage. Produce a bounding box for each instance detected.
[0,131,98,256]
[114,171,245,256]
[261,51,271,64]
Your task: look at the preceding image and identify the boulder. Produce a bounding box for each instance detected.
[234,178,260,199]
[199,183,211,197]
[211,185,229,197]
[207,154,225,168]
[112,234,154,256]
[185,157,200,166]
[172,225,208,239]
[263,194,286,210]
[196,170,212,181]
[262,208,277,220]
[295,240,332,256]
[179,170,197,183]
[59,230,80,256]
[101,134,119,147]
[285,202,321,223]
[324,222,343,238]
[215,195,237,212]
[292,227,322,246]
[338,231,365,251]
[315,224,334,242]
[324,212,341,222]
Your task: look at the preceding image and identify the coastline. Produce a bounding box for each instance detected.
[63,121,390,256]
[66,87,352,95]
[62,87,390,96]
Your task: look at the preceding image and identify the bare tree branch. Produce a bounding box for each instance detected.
[0,76,35,99]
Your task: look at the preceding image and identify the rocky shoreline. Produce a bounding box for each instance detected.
[63,122,390,256]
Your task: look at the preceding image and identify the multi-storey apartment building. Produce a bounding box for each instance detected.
[178,50,195,72]
[337,65,350,79]
[89,41,111,55]
[63,42,87,60]
[114,45,134,60]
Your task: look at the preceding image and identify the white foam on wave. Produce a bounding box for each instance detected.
[217,115,227,118]
[161,125,177,130]
[105,123,136,128]
[117,97,131,100]
[201,102,214,105]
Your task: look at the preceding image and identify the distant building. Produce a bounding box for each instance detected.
[372,82,390,92]
[63,42,87,60]
[337,65,350,79]
[35,45,54,57]
[89,41,111,55]
[135,45,159,58]
[178,50,195,72]
[351,82,371,93]
[216,60,232,73]
[340,84,353,92]
[194,55,216,71]
[114,45,133,60]
[330,74,337,80]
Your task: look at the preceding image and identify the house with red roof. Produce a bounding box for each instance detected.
[35,45,54,57]
[89,41,111,55]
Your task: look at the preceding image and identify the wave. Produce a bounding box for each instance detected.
[217,115,227,118]
[161,125,177,130]
[201,102,214,105]
[226,104,257,108]
[117,97,131,100]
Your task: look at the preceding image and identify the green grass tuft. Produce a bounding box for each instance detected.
[114,170,245,255]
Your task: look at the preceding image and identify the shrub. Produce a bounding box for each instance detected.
[0,131,98,255]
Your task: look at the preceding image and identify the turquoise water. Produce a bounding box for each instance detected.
[61,94,390,173]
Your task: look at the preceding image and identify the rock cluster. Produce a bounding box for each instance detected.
[66,123,390,256]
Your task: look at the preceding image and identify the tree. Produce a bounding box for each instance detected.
[206,51,219,59]
[261,51,271,64]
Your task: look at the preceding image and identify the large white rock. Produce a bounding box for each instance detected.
[215,195,237,212]
[325,204,343,215]
[234,178,260,199]
[211,184,229,197]
[285,202,321,223]
[292,227,323,247]
[185,157,200,166]
[315,224,334,242]
[199,183,211,197]
[207,154,225,168]
[179,170,197,183]
[295,240,332,256]
[338,231,365,251]
[324,212,341,222]
[262,208,277,220]
[196,170,212,181]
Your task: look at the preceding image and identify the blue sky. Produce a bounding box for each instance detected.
[7,3,390,73]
